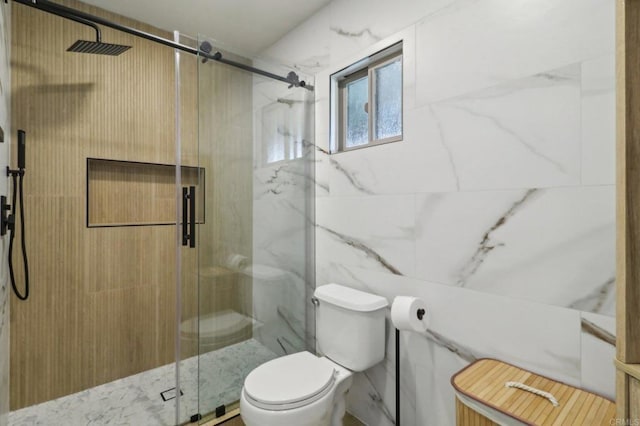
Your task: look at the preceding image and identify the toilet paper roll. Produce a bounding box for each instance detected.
[391,296,428,332]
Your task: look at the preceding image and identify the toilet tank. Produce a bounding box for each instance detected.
[314,284,388,371]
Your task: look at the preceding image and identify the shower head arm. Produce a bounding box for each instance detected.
[28,0,102,43]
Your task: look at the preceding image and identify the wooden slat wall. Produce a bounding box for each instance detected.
[630,377,640,420]
[9,0,208,409]
[616,0,640,419]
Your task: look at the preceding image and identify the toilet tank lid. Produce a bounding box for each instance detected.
[314,284,388,312]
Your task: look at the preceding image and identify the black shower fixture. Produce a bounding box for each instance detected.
[199,41,221,64]
[6,130,30,301]
[67,39,131,56]
[21,0,132,56]
[10,0,312,89]
[62,10,131,56]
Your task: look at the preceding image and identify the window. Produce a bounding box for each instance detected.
[333,42,403,152]
[260,99,306,166]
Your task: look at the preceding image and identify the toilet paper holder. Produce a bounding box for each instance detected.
[391,296,427,426]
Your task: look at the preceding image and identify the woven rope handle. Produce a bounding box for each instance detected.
[505,381,559,407]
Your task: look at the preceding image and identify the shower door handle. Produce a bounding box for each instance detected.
[182,187,189,246]
[188,186,196,248]
[181,186,196,248]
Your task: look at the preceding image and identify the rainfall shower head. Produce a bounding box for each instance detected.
[51,7,131,56]
[67,39,131,56]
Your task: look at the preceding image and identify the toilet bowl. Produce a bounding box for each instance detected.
[240,351,353,426]
[240,284,388,426]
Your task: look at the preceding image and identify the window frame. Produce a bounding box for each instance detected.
[334,45,403,153]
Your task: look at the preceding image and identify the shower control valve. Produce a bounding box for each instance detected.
[0,195,13,236]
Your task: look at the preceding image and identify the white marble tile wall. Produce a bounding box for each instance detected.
[329,265,584,425]
[580,312,616,399]
[0,2,11,425]
[261,0,616,424]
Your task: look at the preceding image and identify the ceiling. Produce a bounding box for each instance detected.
[79,0,331,55]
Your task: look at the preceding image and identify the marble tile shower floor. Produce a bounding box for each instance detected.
[8,339,277,426]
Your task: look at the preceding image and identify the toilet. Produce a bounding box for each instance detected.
[240,283,388,426]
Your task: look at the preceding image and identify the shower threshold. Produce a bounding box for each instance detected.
[8,339,277,426]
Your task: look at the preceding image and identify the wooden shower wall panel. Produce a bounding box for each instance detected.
[10,0,196,409]
[616,0,640,417]
[616,0,640,366]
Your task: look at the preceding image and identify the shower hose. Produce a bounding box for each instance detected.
[8,171,29,300]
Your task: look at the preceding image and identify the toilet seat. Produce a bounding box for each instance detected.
[243,351,337,411]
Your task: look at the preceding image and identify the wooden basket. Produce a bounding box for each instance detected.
[451,358,616,425]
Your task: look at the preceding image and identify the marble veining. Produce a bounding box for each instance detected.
[317,224,403,275]
[291,54,331,73]
[428,105,460,190]
[415,0,613,104]
[362,371,395,425]
[254,162,310,197]
[414,186,615,314]
[261,0,617,422]
[330,27,382,42]
[329,158,374,195]
[428,63,581,190]
[569,277,615,315]
[442,103,566,174]
[456,189,538,286]
[323,264,584,423]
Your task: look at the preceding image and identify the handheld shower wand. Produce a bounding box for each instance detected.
[17,129,25,169]
[6,130,29,300]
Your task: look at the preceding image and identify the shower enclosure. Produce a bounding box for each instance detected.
[174,33,316,424]
[8,2,314,424]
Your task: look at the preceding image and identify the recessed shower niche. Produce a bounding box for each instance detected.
[86,158,205,227]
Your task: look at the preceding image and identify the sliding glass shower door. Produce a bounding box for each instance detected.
[174,33,315,424]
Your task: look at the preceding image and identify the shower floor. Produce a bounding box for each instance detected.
[8,339,277,426]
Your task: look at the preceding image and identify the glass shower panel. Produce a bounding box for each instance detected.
[175,31,200,426]
[184,34,315,422]
[251,68,316,359]
[194,36,258,420]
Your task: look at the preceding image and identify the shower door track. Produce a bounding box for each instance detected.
[9,0,313,90]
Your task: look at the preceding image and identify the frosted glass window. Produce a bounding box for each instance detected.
[374,58,402,140]
[345,76,369,148]
[333,42,402,152]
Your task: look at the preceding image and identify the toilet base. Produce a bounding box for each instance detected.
[240,389,332,426]
[329,377,350,426]
[240,356,353,426]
